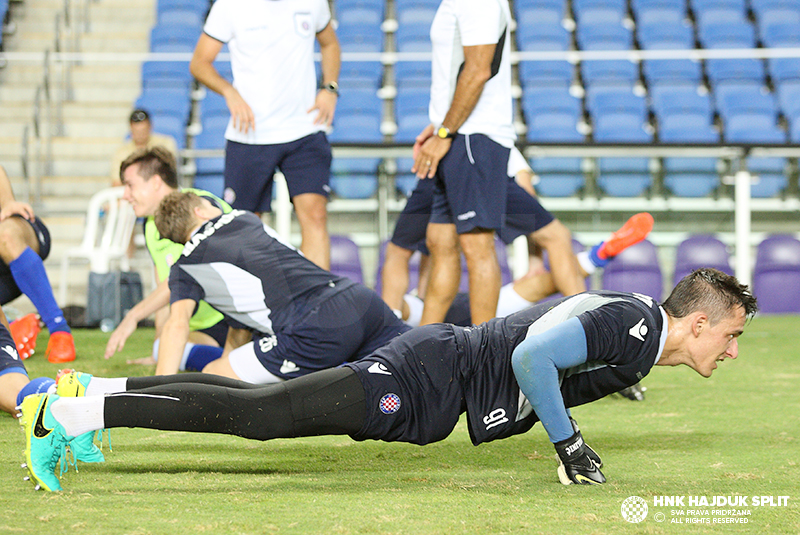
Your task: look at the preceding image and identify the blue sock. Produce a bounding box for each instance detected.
[185,345,224,372]
[9,247,70,333]
[16,377,56,407]
[588,243,610,269]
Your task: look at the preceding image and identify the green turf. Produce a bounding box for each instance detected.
[2,317,798,534]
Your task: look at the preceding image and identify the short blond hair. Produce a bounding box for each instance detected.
[154,191,205,243]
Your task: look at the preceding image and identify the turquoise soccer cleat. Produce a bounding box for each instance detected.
[55,370,106,464]
[17,394,72,492]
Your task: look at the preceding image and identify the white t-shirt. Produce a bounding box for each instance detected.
[204,0,331,144]
[429,0,515,148]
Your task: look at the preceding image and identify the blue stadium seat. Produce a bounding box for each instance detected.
[394,61,431,88]
[394,86,429,116]
[338,24,383,53]
[658,114,720,142]
[515,3,564,27]
[757,10,800,38]
[329,114,383,143]
[135,88,191,123]
[698,20,756,47]
[336,4,383,27]
[777,80,800,119]
[150,24,202,53]
[573,0,626,23]
[193,127,226,197]
[651,84,714,122]
[521,87,581,119]
[576,23,633,50]
[336,88,382,116]
[339,61,383,88]
[643,60,703,87]
[396,23,431,53]
[199,91,229,121]
[529,158,585,197]
[394,112,430,142]
[586,86,647,117]
[148,114,187,149]
[597,158,653,196]
[748,157,788,197]
[330,158,380,199]
[157,7,205,27]
[141,61,193,91]
[663,157,719,197]
[637,21,694,50]
[393,158,418,196]
[715,84,777,119]
[632,0,686,25]
[516,23,571,51]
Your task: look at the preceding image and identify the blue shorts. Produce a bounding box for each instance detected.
[0,216,52,305]
[254,283,411,379]
[498,180,555,244]
[0,323,26,376]
[430,134,510,234]
[390,177,436,255]
[223,132,332,212]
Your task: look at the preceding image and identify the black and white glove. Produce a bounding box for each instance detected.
[554,430,606,485]
[569,417,602,468]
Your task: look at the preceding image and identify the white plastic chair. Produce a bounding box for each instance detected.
[58,187,137,305]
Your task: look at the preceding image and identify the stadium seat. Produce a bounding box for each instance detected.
[529,157,585,197]
[329,114,383,143]
[663,157,720,197]
[573,0,626,24]
[339,61,383,88]
[135,88,191,123]
[748,157,788,197]
[637,21,694,50]
[658,115,719,143]
[338,24,383,53]
[672,234,733,285]
[329,235,364,284]
[643,60,703,87]
[602,239,663,299]
[157,7,206,27]
[336,4,383,27]
[753,234,800,313]
[150,24,202,53]
[632,0,686,25]
[193,126,226,198]
[394,61,432,88]
[393,158,418,196]
[336,87,382,116]
[394,112,431,143]
[58,187,137,306]
[596,158,653,196]
[330,158,380,199]
[650,84,714,122]
[200,91,230,121]
[576,23,633,50]
[141,61,193,91]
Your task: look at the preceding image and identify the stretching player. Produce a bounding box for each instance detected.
[18,268,756,491]
[104,148,232,372]
[0,165,75,363]
[149,191,409,381]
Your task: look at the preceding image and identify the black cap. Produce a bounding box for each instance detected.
[130,109,150,123]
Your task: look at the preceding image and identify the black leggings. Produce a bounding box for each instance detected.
[105,368,366,440]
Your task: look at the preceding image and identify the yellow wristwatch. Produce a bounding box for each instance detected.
[437,126,456,139]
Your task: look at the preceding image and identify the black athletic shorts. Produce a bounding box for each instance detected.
[346,324,466,446]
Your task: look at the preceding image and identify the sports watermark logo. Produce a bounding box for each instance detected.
[621,496,648,523]
[621,495,790,525]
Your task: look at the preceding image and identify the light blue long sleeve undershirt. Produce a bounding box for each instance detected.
[510,316,588,443]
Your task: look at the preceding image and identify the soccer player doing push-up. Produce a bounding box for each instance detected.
[18,268,756,491]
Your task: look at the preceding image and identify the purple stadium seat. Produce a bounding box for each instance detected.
[673,234,733,286]
[329,235,364,284]
[602,239,663,300]
[753,234,800,313]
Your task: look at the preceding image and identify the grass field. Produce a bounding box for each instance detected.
[1,316,798,535]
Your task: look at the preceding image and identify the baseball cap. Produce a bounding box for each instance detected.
[130,109,150,123]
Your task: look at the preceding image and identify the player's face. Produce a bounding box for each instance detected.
[122,164,164,218]
[690,305,746,377]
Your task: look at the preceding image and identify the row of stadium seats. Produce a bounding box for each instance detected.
[335,232,800,314]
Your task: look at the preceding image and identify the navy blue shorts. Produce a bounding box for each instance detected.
[0,323,26,376]
[254,283,411,379]
[430,134,510,234]
[0,216,52,305]
[198,319,230,347]
[223,132,332,212]
[390,177,436,255]
[498,180,555,244]
[346,324,465,445]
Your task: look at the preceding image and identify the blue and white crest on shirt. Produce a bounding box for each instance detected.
[379,393,401,414]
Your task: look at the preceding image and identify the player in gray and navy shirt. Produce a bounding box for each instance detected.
[25,267,756,491]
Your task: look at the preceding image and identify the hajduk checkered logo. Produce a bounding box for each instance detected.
[379,393,401,414]
[621,496,648,523]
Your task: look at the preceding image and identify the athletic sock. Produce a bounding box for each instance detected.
[577,250,599,274]
[185,345,224,372]
[85,377,128,397]
[403,294,424,327]
[496,283,535,318]
[8,247,70,333]
[15,377,56,406]
[588,243,610,269]
[49,396,105,437]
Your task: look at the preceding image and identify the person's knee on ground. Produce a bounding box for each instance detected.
[292,192,330,269]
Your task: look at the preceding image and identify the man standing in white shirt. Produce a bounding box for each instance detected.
[190,0,340,269]
[412,0,516,325]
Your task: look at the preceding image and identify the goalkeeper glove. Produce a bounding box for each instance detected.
[554,430,606,485]
[569,417,602,468]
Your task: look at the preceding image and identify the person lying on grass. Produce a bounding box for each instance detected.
[18,268,756,491]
